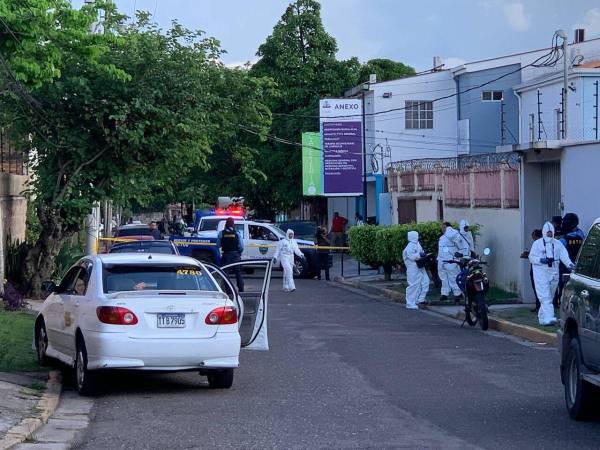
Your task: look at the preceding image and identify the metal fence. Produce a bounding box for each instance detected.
[0,129,28,176]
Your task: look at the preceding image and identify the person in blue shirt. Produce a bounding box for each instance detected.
[217,217,245,292]
[554,213,586,307]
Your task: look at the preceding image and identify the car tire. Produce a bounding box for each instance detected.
[207,369,234,389]
[475,292,489,331]
[564,338,594,420]
[75,337,97,396]
[35,319,50,367]
[294,256,309,279]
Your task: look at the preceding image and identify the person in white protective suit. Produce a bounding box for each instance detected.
[437,223,463,302]
[273,229,305,292]
[402,231,430,309]
[458,219,475,257]
[529,221,574,326]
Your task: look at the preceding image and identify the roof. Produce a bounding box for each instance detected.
[514,66,600,92]
[92,253,198,265]
[578,59,600,68]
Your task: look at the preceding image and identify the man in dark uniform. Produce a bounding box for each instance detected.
[218,217,244,292]
[554,213,585,307]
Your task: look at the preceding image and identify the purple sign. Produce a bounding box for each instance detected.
[322,121,363,195]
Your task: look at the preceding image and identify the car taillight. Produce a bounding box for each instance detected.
[96,306,138,325]
[205,306,237,325]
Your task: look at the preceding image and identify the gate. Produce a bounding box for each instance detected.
[540,161,561,220]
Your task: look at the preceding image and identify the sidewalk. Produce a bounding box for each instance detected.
[335,273,557,346]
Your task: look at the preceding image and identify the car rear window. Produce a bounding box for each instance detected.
[103,264,218,293]
[109,243,175,255]
[279,222,316,236]
[116,227,152,237]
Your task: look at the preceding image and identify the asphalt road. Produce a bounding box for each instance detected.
[74,278,600,450]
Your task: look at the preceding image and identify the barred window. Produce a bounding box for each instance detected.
[405,101,433,129]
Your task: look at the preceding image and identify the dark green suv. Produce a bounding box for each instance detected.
[559,218,600,420]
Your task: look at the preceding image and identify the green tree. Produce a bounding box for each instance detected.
[358,58,415,83]
[2,7,272,296]
[247,0,361,218]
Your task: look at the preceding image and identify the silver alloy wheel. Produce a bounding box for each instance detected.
[37,326,47,360]
[76,349,85,390]
[293,259,302,276]
[568,353,578,407]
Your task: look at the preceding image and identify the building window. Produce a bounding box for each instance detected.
[405,101,433,129]
[481,90,503,101]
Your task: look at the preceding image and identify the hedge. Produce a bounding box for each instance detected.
[348,221,480,273]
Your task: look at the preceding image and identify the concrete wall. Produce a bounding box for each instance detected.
[457,64,521,153]
[0,173,28,241]
[560,141,600,232]
[370,70,460,162]
[444,207,521,294]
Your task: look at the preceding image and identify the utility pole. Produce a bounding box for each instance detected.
[361,86,368,222]
[594,80,599,140]
[537,89,543,141]
[557,29,568,140]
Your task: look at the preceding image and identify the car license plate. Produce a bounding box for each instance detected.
[157,313,185,328]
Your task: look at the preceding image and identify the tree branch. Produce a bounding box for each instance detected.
[54,147,109,205]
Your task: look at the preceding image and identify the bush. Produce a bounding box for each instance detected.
[1,281,25,311]
[348,221,479,280]
[52,240,85,282]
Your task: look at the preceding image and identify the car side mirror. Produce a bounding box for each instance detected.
[562,273,571,285]
[42,280,57,293]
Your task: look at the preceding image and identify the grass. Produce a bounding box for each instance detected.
[490,306,560,333]
[0,309,41,372]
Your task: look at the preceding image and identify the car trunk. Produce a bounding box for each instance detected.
[106,290,230,339]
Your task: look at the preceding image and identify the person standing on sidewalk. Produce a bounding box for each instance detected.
[521,229,543,312]
[217,217,244,292]
[437,222,463,302]
[315,227,331,281]
[403,231,430,309]
[330,212,348,250]
[529,221,574,326]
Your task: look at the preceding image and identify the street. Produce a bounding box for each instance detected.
[73,279,600,450]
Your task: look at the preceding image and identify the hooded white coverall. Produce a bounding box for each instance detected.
[402,231,430,309]
[438,227,463,297]
[458,219,474,257]
[274,229,304,292]
[529,222,573,325]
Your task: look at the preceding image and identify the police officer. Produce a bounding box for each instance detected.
[554,213,586,307]
[218,217,244,292]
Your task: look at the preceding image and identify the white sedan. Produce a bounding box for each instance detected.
[34,253,271,395]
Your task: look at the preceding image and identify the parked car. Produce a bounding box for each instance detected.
[114,224,154,241]
[34,254,271,395]
[109,240,179,255]
[559,217,600,419]
[276,220,318,241]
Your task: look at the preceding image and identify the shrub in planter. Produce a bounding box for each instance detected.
[348,225,379,268]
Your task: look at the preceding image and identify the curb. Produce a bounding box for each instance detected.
[336,277,557,346]
[0,370,62,450]
[335,276,406,303]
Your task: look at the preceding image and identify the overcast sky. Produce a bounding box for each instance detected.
[73,1,600,71]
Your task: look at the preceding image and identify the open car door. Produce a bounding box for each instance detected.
[204,259,272,350]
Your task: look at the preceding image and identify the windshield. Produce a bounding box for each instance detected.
[116,227,152,237]
[199,218,224,231]
[103,264,218,293]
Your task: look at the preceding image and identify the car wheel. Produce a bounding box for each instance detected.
[35,320,50,366]
[294,256,309,278]
[206,369,234,389]
[75,337,97,396]
[564,338,594,420]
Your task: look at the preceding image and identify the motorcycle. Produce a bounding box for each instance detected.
[445,247,491,331]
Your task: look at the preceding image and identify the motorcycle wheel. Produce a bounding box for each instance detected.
[475,291,489,331]
[465,299,478,327]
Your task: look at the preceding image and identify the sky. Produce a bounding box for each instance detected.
[72,0,600,71]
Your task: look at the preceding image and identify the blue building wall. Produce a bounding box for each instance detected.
[457,64,521,153]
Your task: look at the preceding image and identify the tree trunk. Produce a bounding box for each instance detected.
[22,209,73,299]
